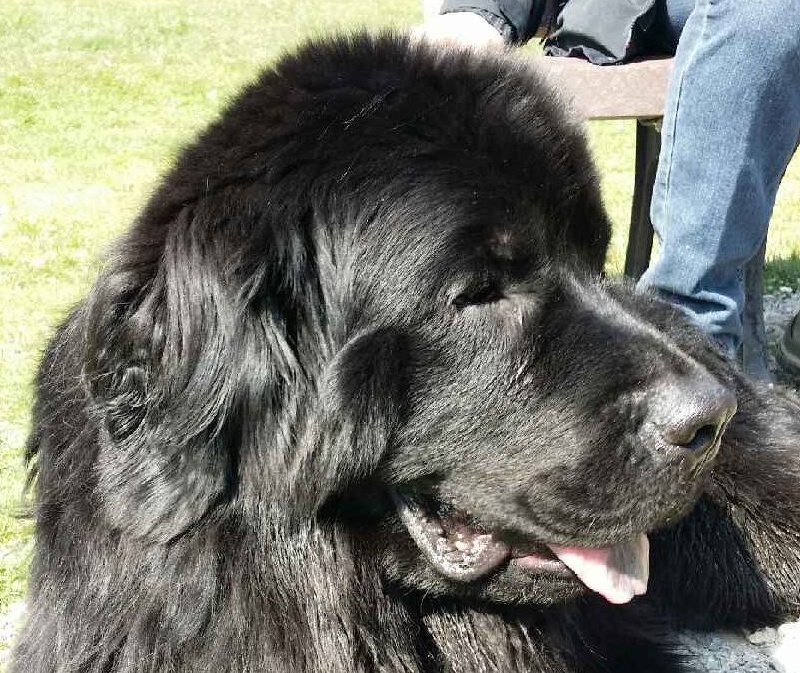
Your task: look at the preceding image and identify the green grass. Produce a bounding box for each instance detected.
[1,0,799,653]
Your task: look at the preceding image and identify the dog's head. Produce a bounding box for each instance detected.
[83,34,737,607]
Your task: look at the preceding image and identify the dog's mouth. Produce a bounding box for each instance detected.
[391,490,649,604]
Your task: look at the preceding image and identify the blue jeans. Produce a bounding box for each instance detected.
[636,0,800,356]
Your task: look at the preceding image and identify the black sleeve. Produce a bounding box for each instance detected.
[439,0,548,44]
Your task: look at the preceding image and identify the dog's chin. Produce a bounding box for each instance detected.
[384,540,588,607]
[387,489,651,606]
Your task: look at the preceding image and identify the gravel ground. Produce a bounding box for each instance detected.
[2,292,799,670]
[679,622,800,673]
[0,601,23,669]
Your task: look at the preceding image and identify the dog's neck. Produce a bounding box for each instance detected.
[258,523,574,672]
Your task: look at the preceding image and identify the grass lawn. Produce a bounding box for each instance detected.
[1,0,799,655]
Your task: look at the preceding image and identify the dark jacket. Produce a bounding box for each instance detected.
[440,0,659,64]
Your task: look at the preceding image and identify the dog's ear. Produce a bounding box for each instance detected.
[333,326,408,471]
[291,327,409,513]
[82,205,287,542]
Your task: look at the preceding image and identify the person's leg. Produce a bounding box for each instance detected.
[637,0,800,357]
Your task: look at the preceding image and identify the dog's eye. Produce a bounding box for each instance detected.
[452,285,505,309]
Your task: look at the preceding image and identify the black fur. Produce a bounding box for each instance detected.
[13,33,800,672]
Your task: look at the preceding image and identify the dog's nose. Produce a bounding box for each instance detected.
[649,372,737,467]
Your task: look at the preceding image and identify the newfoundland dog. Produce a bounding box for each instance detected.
[13,33,800,673]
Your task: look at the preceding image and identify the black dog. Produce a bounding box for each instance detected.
[14,33,800,672]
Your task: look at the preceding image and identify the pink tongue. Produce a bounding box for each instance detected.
[547,533,649,604]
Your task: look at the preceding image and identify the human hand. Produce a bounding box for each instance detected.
[412,12,506,50]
